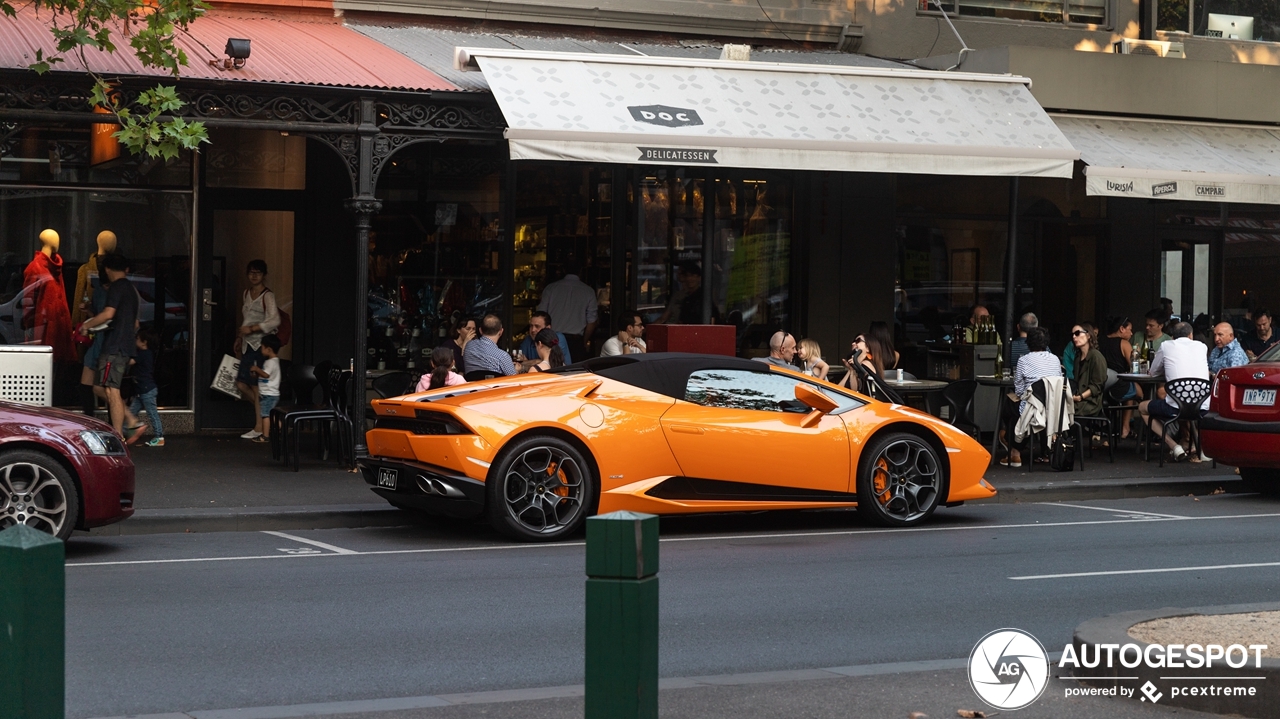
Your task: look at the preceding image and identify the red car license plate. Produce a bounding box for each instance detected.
[1243,388,1277,407]
[377,467,398,490]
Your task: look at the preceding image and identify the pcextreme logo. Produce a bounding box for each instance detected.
[968,628,1050,710]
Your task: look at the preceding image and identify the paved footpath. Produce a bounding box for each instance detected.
[69,494,1280,719]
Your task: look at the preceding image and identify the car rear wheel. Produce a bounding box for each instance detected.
[856,432,945,527]
[487,435,596,541]
[0,450,80,540]
[1239,467,1280,496]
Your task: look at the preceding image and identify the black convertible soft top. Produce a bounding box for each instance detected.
[550,352,770,400]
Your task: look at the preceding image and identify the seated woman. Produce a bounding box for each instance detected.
[838,334,890,397]
[1002,327,1062,467]
[1070,322,1106,418]
[1100,315,1141,438]
[867,321,901,370]
[524,328,566,373]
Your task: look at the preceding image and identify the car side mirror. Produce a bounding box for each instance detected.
[795,383,839,414]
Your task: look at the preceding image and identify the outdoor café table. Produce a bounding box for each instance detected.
[1117,372,1165,461]
[883,377,949,417]
[976,374,1016,466]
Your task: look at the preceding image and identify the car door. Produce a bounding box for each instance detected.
[659,368,853,494]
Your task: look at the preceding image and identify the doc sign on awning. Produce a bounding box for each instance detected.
[455,48,1078,178]
[1055,115,1280,205]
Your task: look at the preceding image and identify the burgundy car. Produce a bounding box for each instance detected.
[0,401,135,539]
[1202,342,1280,494]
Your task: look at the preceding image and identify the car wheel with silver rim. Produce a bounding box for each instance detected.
[855,431,946,527]
[0,450,80,540]
[486,435,596,542]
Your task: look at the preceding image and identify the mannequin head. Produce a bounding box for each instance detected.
[95,230,117,256]
[38,229,59,256]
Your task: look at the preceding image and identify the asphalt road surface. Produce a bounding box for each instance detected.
[66,494,1280,718]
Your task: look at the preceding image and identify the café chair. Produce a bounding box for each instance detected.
[940,379,979,439]
[269,360,328,462]
[1071,375,1116,464]
[373,371,417,399]
[464,369,501,382]
[1157,377,1212,468]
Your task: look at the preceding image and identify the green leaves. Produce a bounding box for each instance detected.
[13,0,212,157]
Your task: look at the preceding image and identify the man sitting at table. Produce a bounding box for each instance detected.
[1139,322,1209,463]
[1000,327,1061,467]
[1209,322,1249,375]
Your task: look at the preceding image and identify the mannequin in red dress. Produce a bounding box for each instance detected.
[22,228,75,362]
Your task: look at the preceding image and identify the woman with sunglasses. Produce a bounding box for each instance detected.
[1070,323,1106,418]
[838,334,889,396]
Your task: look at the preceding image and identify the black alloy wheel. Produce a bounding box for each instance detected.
[0,450,81,540]
[855,432,946,527]
[486,435,597,542]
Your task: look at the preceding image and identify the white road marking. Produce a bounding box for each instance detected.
[262,530,358,555]
[1037,502,1188,519]
[1011,560,1280,581]
[65,512,1280,569]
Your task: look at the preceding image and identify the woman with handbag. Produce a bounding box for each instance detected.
[234,259,280,440]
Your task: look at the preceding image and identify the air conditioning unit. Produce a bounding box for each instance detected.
[1113,38,1185,58]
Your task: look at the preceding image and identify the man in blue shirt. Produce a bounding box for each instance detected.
[518,311,570,369]
[462,314,516,377]
[1209,322,1249,374]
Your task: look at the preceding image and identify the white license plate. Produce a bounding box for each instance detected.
[1243,388,1277,407]
[377,467,399,490]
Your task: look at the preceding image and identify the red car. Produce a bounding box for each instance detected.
[1202,342,1280,494]
[0,401,135,539]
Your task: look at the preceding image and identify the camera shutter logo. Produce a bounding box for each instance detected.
[968,629,1050,710]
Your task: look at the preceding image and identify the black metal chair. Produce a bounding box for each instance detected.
[1156,377,1212,467]
[1071,373,1116,464]
[269,361,328,462]
[940,379,979,439]
[273,364,348,471]
[464,369,501,382]
[373,371,416,399]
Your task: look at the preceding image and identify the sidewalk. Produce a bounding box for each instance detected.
[92,435,1246,536]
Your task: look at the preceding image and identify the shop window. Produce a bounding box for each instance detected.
[514,165,613,353]
[204,128,306,190]
[0,188,193,408]
[1159,0,1279,42]
[633,169,791,358]
[920,0,1107,26]
[367,147,503,372]
[1222,206,1280,336]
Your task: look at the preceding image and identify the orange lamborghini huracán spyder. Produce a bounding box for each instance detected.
[359,353,995,541]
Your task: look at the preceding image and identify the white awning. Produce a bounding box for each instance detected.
[1054,115,1280,205]
[455,48,1078,178]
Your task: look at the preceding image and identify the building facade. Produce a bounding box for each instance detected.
[2,0,1277,435]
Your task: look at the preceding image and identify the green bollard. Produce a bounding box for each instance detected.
[0,524,65,719]
[585,510,659,719]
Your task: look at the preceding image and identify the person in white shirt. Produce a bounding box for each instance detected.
[537,265,598,361]
[1139,321,1210,463]
[600,312,646,357]
[249,335,282,444]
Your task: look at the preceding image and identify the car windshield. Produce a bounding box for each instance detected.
[1259,343,1280,363]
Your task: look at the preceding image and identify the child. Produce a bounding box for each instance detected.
[249,335,282,443]
[127,328,163,446]
[417,346,466,392]
[797,338,830,380]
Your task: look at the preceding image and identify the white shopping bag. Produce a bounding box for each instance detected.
[211,354,242,399]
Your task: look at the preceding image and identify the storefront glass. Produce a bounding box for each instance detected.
[1223,204,1280,335]
[368,145,504,372]
[0,187,193,407]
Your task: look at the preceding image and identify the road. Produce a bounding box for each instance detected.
[65,494,1280,718]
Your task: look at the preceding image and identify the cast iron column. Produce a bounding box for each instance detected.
[1004,177,1019,364]
[346,97,382,460]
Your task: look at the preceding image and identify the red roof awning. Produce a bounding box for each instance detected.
[0,7,457,92]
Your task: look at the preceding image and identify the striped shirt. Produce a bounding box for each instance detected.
[1014,350,1063,414]
[462,335,516,377]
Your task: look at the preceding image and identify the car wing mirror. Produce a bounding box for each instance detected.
[794,384,839,427]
